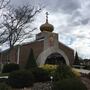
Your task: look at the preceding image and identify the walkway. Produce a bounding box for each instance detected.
[81,77,90,90]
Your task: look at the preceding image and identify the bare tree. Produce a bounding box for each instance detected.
[0,5,41,48]
[0,0,10,9]
[0,0,10,43]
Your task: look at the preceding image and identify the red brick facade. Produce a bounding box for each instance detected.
[0,40,74,67]
[59,42,74,65]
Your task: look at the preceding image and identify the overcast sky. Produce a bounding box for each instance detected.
[6,0,90,58]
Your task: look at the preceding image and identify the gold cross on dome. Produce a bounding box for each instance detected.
[46,12,49,23]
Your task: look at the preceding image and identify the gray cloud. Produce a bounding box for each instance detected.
[6,0,90,58]
[10,0,27,6]
[10,0,48,8]
[55,0,81,13]
[69,18,90,26]
[10,0,81,14]
[80,18,90,25]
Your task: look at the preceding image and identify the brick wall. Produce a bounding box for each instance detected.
[59,42,74,65]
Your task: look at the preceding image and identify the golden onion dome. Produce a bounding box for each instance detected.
[40,12,54,32]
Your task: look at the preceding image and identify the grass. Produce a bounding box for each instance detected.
[0,73,9,77]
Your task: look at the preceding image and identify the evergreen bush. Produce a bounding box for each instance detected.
[31,67,50,82]
[53,65,76,81]
[7,70,34,88]
[73,52,80,65]
[0,78,7,83]
[0,83,11,90]
[2,63,20,73]
[53,78,87,90]
[25,48,37,69]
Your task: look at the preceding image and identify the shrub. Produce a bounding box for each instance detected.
[73,51,80,65]
[72,68,81,77]
[53,78,87,90]
[0,78,8,83]
[31,67,50,82]
[25,48,37,69]
[7,70,34,89]
[0,83,11,90]
[40,64,57,76]
[2,63,20,73]
[53,65,76,81]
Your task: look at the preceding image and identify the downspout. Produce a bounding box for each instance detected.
[17,45,20,64]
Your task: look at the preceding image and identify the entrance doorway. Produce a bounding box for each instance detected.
[45,53,66,65]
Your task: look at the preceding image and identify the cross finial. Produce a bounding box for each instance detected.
[46,12,49,23]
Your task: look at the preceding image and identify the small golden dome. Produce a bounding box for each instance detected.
[40,12,54,32]
[40,21,54,32]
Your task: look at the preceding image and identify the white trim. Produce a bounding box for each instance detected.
[17,45,20,64]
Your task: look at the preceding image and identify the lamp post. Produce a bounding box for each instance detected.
[50,76,53,90]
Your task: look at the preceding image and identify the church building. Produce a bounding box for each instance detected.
[0,12,74,67]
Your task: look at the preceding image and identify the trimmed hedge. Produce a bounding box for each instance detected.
[53,78,87,90]
[0,83,11,90]
[2,63,20,73]
[7,70,34,89]
[31,67,50,82]
[0,78,7,83]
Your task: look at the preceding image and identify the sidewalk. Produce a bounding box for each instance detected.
[81,77,90,90]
